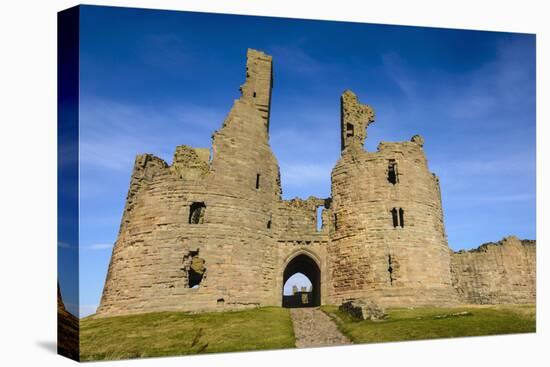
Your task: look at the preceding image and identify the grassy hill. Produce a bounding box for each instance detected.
[80,307,295,361]
[322,304,536,343]
[80,304,535,361]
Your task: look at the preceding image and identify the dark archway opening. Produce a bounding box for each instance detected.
[282,254,321,308]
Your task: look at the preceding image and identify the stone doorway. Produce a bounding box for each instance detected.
[282,254,321,308]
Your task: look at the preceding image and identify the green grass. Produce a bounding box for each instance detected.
[80,304,536,360]
[80,307,295,361]
[321,304,536,344]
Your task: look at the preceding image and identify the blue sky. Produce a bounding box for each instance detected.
[67,5,536,317]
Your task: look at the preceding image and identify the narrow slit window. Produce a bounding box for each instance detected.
[399,208,405,228]
[316,206,323,231]
[346,123,354,138]
[334,213,338,231]
[388,159,398,184]
[253,91,257,98]
[391,208,398,228]
[256,173,260,189]
[189,202,206,224]
[388,255,394,286]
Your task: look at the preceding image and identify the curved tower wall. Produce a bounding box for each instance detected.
[96,50,533,318]
[328,91,457,307]
[97,50,281,317]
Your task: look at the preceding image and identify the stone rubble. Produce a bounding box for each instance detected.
[339,299,386,321]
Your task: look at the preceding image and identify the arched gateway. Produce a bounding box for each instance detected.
[282,253,321,308]
[96,49,481,319]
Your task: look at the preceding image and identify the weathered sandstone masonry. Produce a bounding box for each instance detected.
[451,236,536,304]
[329,91,456,307]
[96,49,535,317]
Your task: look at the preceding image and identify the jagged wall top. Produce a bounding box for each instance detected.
[340,90,375,151]
[239,49,273,131]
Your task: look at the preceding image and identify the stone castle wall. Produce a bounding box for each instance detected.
[451,236,536,304]
[272,197,330,305]
[98,50,282,316]
[328,91,456,307]
[96,49,535,318]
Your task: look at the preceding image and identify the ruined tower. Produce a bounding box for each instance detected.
[340,90,375,151]
[97,49,282,315]
[329,91,457,307]
[96,49,533,318]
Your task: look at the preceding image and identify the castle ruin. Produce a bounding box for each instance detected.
[96,49,535,317]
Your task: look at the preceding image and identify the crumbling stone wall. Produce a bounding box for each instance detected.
[98,49,282,316]
[451,236,536,304]
[274,197,329,235]
[340,90,375,151]
[170,145,210,180]
[271,197,330,306]
[329,91,456,308]
[96,49,535,318]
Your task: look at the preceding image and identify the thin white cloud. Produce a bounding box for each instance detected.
[381,52,419,99]
[447,193,534,204]
[79,98,224,173]
[432,148,535,178]
[380,38,534,126]
[269,45,324,74]
[279,161,333,189]
[85,243,114,251]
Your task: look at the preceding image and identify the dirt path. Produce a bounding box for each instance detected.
[290,308,352,348]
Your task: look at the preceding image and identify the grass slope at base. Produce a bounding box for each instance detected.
[80,307,295,361]
[321,304,536,343]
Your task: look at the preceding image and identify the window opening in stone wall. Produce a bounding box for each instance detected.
[256,173,261,189]
[388,255,395,286]
[267,214,272,229]
[189,202,206,224]
[253,91,257,98]
[391,208,405,228]
[334,213,338,230]
[388,159,398,185]
[391,208,398,228]
[183,250,206,288]
[316,207,323,231]
[346,123,354,138]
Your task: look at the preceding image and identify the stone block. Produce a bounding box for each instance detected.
[339,299,386,321]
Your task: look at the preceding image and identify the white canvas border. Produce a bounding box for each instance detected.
[0,1,547,366]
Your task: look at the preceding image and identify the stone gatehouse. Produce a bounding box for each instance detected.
[96,49,535,317]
